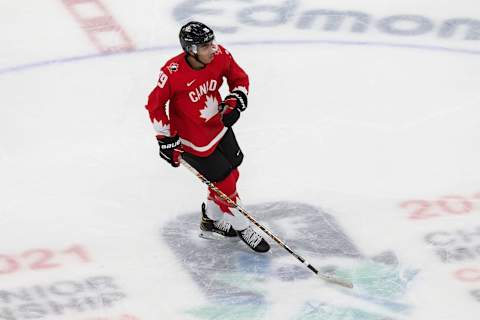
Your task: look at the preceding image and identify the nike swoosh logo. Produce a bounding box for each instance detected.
[187,80,196,87]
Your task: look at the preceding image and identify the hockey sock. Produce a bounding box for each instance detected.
[208,168,239,213]
[207,168,249,230]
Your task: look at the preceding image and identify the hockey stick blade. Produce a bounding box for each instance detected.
[317,272,353,288]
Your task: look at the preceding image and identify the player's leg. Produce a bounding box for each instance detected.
[181,149,238,237]
[182,130,270,252]
[206,168,269,252]
[212,128,270,252]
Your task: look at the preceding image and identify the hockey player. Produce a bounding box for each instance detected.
[145,21,270,253]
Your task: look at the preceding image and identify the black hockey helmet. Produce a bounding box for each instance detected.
[179,21,215,53]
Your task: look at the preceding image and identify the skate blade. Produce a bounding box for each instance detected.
[199,231,238,241]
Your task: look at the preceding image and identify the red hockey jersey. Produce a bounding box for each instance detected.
[145,45,249,157]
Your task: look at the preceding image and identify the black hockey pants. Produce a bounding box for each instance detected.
[181,128,244,182]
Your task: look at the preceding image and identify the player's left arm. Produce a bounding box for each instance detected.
[220,47,249,127]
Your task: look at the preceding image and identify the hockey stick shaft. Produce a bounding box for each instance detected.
[180,158,353,289]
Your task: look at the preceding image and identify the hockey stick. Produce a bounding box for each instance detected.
[180,158,353,289]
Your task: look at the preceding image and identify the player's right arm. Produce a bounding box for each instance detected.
[145,67,174,139]
[145,67,182,167]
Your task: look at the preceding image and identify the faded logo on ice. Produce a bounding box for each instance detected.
[162,202,416,320]
[174,0,480,46]
[0,276,126,319]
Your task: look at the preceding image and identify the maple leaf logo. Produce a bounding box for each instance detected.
[199,95,219,121]
[152,118,170,136]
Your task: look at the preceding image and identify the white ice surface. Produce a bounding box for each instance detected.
[1,1,480,319]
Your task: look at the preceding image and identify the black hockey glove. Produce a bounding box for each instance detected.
[158,135,182,167]
[219,90,248,127]
[221,108,241,127]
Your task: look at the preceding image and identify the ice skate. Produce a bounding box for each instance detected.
[199,203,237,237]
[238,226,270,253]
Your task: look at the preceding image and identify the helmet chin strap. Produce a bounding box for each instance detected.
[193,53,206,67]
[187,46,206,68]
